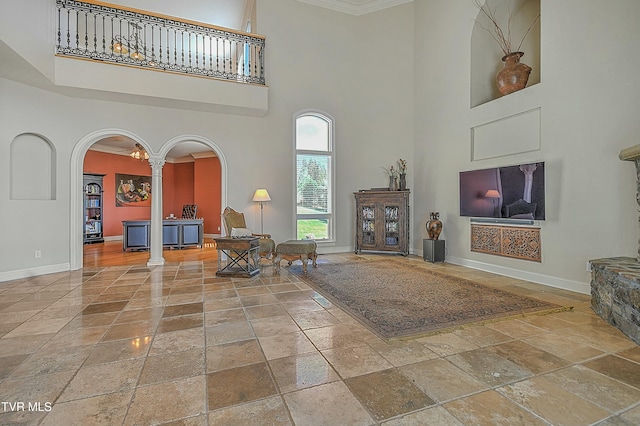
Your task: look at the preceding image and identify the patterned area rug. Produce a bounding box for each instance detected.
[293,259,571,340]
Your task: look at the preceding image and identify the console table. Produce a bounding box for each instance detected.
[122,219,204,251]
[214,237,260,277]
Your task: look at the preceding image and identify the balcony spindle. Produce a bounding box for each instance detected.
[66,9,70,48]
[93,15,97,53]
[57,8,61,48]
[173,31,177,66]
[151,24,156,65]
[75,11,80,49]
[209,36,213,71]
[101,15,105,54]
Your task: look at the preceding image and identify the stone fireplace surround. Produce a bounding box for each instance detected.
[589,145,640,345]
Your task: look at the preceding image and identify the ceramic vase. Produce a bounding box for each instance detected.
[426,212,443,240]
[399,173,406,191]
[496,52,531,96]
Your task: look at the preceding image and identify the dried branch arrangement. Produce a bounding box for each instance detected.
[474,0,540,56]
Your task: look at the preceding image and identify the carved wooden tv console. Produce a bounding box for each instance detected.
[470,223,541,262]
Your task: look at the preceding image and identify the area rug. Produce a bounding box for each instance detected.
[292,259,571,340]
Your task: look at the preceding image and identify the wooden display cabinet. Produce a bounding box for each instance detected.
[354,190,409,255]
[83,173,105,244]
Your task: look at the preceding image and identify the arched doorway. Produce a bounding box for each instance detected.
[71,130,228,270]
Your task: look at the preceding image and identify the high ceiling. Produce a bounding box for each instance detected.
[87,0,412,161]
[296,0,413,16]
[2,0,413,162]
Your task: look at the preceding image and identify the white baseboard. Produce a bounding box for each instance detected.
[0,263,71,283]
[445,255,591,295]
[318,246,416,256]
[316,245,354,255]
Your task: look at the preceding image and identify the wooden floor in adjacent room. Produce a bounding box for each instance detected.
[82,238,219,268]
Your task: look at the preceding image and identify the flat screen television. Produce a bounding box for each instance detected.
[459,162,545,220]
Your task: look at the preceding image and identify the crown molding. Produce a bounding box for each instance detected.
[297,0,413,16]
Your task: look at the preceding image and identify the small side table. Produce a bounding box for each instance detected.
[423,239,445,263]
[214,237,260,277]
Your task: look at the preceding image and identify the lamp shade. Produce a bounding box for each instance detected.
[252,189,271,202]
[484,189,501,198]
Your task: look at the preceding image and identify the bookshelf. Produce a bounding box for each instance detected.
[83,173,105,244]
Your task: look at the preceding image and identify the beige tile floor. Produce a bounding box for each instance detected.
[1,253,639,425]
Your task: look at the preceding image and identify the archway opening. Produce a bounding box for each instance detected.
[71,130,227,269]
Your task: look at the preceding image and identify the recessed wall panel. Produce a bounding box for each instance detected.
[471,108,541,161]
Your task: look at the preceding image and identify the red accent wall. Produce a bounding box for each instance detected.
[194,157,222,234]
[170,163,195,217]
[84,151,220,237]
[162,161,176,216]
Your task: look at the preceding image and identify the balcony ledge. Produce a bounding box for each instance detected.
[54,56,269,117]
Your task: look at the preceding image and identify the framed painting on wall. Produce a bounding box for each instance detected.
[116,173,151,207]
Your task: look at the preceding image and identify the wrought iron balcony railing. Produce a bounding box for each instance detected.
[55,0,266,85]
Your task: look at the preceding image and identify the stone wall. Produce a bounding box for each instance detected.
[590,257,640,345]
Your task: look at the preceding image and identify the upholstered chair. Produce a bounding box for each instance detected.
[221,206,276,260]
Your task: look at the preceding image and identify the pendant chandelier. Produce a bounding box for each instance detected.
[130,143,149,161]
[112,23,147,60]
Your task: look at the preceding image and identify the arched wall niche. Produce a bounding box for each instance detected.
[10,133,57,200]
[471,0,541,107]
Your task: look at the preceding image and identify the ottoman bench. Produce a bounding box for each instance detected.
[273,240,318,274]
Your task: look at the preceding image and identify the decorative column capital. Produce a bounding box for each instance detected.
[148,157,166,169]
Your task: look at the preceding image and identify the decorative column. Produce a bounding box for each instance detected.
[519,163,538,203]
[148,157,165,266]
[619,144,640,262]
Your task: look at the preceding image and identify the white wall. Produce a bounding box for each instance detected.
[0,0,414,280]
[413,0,640,293]
[259,0,415,253]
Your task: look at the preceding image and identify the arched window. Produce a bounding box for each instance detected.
[295,111,334,241]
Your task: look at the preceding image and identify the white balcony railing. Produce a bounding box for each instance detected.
[55,0,266,85]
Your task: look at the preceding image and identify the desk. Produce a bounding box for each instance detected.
[122,219,203,251]
[214,237,260,278]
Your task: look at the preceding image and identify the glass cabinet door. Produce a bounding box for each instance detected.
[361,205,376,245]
[384,205,399,247]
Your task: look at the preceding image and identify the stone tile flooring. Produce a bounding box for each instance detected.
[1,253,639,425]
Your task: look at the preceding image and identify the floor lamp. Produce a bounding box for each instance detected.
[252,189,271,234]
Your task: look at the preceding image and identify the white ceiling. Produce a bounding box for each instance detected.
[296,0,413,16]
[90,136,215,163]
